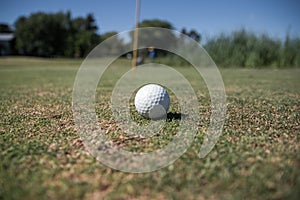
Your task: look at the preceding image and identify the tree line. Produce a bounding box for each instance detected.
[12,12,100,57]
[1,11,299,67]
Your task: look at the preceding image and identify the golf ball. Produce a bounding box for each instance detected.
[134,84,170,119]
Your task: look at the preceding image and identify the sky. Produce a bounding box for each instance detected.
[1,0,300,42]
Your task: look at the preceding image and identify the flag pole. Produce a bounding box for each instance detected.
[132,0,140,69]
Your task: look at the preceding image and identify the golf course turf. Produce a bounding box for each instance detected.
[0,57,299,199]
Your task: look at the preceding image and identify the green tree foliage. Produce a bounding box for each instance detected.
[98,32,125,56]
[100,31,119,42]
[11,13,300,67]
[67,13,100,57]
[138,19,173,29]
[14,12,100,57]
[15,12,68,57]
[205,29,299,67]
[131,19,176,57]
[181,28,201,43]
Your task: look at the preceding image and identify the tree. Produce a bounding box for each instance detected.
[138,19,173,29]
[130,19,176,57]
[98,31,125,56]
[69,14,100,57]
[181,28,201,43]
[14,11,100,57]
[85,13,98,32]
[100,31,118,42]
[14,12,69,56]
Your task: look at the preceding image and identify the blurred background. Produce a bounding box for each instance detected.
[1,0,300,67]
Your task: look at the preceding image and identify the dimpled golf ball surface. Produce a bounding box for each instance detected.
[134,84,170,119]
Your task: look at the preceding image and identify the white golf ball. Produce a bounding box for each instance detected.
[134,84,170,119]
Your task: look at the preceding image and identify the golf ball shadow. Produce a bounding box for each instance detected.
[148,104,167,120]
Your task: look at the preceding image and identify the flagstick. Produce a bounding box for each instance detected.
[132,0,140,69]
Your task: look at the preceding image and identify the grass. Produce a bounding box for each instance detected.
[0,56,299,199]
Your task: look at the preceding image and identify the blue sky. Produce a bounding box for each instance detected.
[1,0,300,41]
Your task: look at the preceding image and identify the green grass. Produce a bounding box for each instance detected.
[0,57,299,199]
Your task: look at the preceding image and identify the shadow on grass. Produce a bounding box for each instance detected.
[167,112,187,121]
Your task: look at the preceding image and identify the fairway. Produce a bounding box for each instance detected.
[0,57,299,199]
